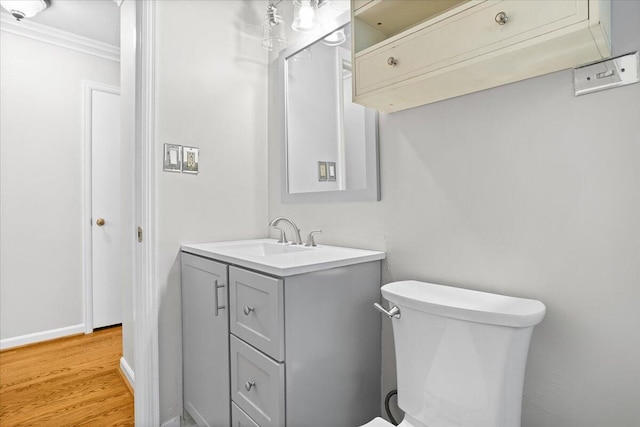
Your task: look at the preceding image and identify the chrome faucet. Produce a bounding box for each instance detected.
[269,216,303,245]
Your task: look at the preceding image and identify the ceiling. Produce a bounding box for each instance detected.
[2,0,120,46]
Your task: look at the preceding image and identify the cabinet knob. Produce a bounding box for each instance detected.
[96,218,105,226]
[387,56,398,66]
[245,381,256,391]
[495,11,508,25]
[243,306,254,315]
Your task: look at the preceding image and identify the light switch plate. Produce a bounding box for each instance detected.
[327,162,336,181]
[163,144,182,172]
[574,52,639,96]
[182,146,199,174]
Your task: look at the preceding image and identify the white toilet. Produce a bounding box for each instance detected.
[364,280,546,427]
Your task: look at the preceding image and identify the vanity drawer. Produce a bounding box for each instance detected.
[230,267,284,361]
[356,0,587,95]
[231,335,285,427]
[232,402,260,427]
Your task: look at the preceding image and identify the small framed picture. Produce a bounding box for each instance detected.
[163,144,182,172]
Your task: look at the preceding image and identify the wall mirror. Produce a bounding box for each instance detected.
[281,16,380,203]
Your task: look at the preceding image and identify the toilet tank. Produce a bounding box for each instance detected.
[381,281,545,427]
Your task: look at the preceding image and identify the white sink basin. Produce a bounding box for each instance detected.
[221,241,312,257]
[181,238,385,276]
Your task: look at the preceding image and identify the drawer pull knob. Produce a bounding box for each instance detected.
[245,381,256,391]
[387,57,398,66]
[495,11,508,25]
[243,306,255,315]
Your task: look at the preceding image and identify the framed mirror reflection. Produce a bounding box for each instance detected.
[280,16,380,203]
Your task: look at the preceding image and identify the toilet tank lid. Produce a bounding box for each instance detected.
[381,281,546,328]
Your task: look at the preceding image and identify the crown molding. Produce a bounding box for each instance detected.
[113,0,123,7]
[0,12,120,62]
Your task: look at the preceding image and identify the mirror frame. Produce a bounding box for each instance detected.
[278,13,380,204]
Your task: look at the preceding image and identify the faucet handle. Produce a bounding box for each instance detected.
[273,226,288,244]
[305,230,322,247]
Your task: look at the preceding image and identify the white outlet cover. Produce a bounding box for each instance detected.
[574,52,639,96]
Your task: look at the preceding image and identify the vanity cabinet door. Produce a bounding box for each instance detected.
[230,335,285,427]
[232,402,260,427]
[181,253,230,427]
[229,267,284,361]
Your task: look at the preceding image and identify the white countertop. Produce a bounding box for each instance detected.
[181,238,385,277]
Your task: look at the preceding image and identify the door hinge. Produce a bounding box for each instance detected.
[137,226,143,243]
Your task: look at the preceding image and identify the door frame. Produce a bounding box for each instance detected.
[134,0,160,424]
[82,81,121,335]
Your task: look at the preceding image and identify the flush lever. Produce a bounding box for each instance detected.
[374,303,401,319]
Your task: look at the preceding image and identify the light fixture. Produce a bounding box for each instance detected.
[261,3,287,52]
[292,0,319,33]
[321,28,346,46]
[0,0,49,21]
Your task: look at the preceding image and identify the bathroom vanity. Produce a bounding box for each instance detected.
[181,239,385,427]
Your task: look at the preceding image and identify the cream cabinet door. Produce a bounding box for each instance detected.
[356,0,588,96]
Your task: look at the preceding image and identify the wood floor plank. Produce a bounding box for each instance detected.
[0,326,134,426]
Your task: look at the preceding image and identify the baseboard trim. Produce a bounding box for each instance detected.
[119,357,135,393]
[0,324,85,350]
[160,415,181,427]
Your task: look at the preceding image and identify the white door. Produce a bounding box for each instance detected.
[91,89,122,329]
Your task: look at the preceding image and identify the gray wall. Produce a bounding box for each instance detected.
[267,1,640,426]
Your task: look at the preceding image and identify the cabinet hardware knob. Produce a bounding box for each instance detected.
[245,381,256,391]
[387,56,398,66]
[243,306,254,315]
[96,218,105,226]
[495,11,508,25]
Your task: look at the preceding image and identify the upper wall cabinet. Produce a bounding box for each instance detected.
[351,0,611,112]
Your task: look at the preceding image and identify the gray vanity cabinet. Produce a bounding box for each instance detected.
[182,249,382,427]
[228,263,382,427]
[181,253,230,426]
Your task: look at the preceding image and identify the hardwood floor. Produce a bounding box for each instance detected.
[0,326,134,426]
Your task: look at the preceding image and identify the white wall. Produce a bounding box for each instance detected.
[0,32,119,342]
[154,1,268,422]
[268,1,640,426]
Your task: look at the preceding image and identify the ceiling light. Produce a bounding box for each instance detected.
[292,0,319,33]
[261,3,287,52]
[0,0,49,21]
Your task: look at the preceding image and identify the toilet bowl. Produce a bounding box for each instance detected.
[363,280,545,427]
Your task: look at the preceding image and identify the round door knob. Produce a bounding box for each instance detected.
[245,381,256,391]
[96,218,105,226]
[243,306,254,315]
[387,56,398,66]
[495,11,508,25]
